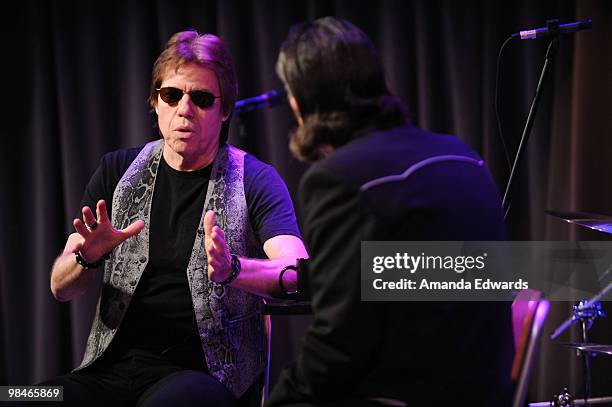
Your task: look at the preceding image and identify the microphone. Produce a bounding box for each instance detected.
[512,19,592,40]
[234,89,286,114]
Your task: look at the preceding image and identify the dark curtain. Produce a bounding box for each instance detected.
[2,0,611,402]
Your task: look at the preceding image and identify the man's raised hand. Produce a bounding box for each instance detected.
[72,200,144,263]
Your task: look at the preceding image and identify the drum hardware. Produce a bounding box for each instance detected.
[531,211,612,406]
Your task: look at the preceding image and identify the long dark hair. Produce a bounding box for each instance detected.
[276,17,409,161]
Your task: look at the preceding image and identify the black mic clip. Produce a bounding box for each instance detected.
[234,89,286,115]
[546,18,560,38]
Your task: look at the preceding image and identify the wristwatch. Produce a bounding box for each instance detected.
[279,264,298,296]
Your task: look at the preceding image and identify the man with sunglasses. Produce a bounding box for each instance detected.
[46,30,307,407]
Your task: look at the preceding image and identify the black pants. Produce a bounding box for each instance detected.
[36,349,242,407]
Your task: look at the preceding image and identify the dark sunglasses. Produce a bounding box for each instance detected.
[157,87,221,109]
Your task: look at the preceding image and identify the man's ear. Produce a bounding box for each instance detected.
[289,95,304,126]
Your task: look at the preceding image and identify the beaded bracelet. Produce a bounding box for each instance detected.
[220,254,241,285]
[75,251,111,269]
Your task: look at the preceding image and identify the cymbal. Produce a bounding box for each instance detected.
[545,210,612,234]
[556,342,612,356]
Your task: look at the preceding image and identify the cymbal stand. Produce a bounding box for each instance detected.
[530,388,612,406]
[552,387,573,407]
[577,300,604,405]
[551,282,612,406]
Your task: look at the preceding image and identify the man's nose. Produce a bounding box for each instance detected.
[177,94,195,118]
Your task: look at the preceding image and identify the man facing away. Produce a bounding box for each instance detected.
[267,17,513,407]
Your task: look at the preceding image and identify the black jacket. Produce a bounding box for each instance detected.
[267,124,513,406]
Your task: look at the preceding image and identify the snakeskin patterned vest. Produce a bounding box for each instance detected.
[74,140,267,397]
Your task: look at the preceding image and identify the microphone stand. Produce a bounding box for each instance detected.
[502,19,560,220]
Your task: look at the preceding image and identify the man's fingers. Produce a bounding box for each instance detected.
[211,226,227,250]
[96,200,109,223]
[122,220,145,238]
[73,218,90,237]
[204,210,216,236]
[82,206,97,228]
[212,225,225,239]
[206,232,221,254]
[207,226,227,252]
